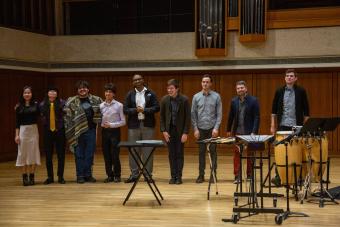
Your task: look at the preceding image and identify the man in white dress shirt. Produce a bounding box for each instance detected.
[124,74,160,183]
[100,83,126,183]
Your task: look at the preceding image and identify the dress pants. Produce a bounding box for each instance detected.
[168,126,184,179]
[101,128,121,177]
[43,128,66,179]
[233,145,252,177]
[128,122,155,178]
[198,128,217,176]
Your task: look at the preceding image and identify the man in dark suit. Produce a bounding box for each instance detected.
[160,79,191,185]
[227,81,260,184]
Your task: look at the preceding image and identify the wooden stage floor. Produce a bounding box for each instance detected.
[0,152,339,227]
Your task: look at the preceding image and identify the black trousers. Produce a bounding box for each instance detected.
[167,126,184,179]
[198,128,217,176]
[101,128,121,177]
[43,128,66,179]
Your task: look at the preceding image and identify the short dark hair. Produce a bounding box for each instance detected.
[76,80,89,89]
[202,74,213,82]
[167,79,179,89]
[104,83,116,93]
[47,85,59,94]
[285,69,297,77]
[236,80,247,87]
[132,74,143,80]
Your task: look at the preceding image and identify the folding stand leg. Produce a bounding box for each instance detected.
[123,147,162,205]
[207,143,218,200]
[299,144,313,204]
[309,138,338,207]
[136,148,164,201]
[275,143,308,225]
[123,149,142,205]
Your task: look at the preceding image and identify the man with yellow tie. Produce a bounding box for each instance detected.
[39,87,66,184]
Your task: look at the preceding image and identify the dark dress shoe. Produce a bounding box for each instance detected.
[169,178,176,184]
[233,176,241,184]
[58,177,66,184]
[113,176,121,183]
[77,177,85,184]
[175,178,183,185]
[44,178,54,185]
[196,175,204,183]
[85,176,96,183]
[124,176,137,183]
[104,177,114,183]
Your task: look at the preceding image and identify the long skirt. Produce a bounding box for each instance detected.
[16,124,41,166]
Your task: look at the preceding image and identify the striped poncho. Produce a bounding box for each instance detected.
[63,94,103,152]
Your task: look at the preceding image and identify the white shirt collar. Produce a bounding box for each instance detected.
[135,87,147,93]
[104,99,116,106]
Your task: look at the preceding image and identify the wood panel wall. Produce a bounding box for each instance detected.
[1,68,339,162]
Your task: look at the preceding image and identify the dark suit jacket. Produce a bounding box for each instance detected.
[160,94,191,135]
[272,84,309,126]
[227,95,260,134]
[123,88,160,129]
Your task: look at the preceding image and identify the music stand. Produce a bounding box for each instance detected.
[118,140,165,205]
[197,137,236,200]
[299,117,340,207]
[274,131,309,224]
[223,135,284,224]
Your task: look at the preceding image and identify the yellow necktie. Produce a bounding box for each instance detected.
[50,102,56,131]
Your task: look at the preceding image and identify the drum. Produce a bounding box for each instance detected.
[302,137,328,182]
[274,131,303,185]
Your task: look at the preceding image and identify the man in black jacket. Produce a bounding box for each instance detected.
[270,69,310,185]
[124,74,160,183]
[160,79,191,184]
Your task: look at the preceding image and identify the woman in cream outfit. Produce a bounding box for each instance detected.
[15,86,41,186]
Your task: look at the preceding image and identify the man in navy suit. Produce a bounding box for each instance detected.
[226,81,260,184]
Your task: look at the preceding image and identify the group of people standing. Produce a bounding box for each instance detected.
[14,68,309,187]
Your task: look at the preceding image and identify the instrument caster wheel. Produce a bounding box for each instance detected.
[273,197,277,207]
[232,213,239,224]
[275,214,283,225]
[234,197,238,206]
[319,199,324,208]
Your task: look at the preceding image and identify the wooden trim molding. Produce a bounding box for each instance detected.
[227,7,340,31]
[267,7,340,29]
[195,48,227,57]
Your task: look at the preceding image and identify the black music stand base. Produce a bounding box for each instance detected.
[299,117,340,208]
[275,210,309,225]
[274,142,308,225]
[309,189,339,207]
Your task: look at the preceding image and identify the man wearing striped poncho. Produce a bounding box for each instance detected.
[64,80,103,184]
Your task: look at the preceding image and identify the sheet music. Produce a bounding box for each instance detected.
[199,137,235,144]
[236,135,273,143]
[136,140,164,144]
